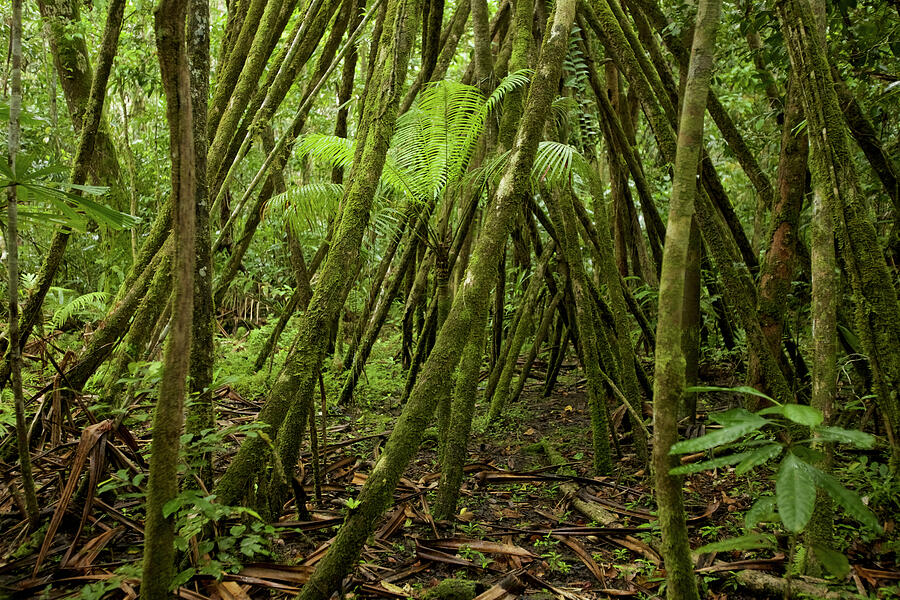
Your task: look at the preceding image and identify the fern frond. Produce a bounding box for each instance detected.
[264,182,344,236]
[50,291,109,330]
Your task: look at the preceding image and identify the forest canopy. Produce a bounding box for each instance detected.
[1,0,899,597]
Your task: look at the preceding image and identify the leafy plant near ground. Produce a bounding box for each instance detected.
[669,386,882,577]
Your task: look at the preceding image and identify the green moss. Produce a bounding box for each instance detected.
[423,578,478,600]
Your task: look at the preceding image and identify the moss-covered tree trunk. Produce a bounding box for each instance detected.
[6,0,40,529]
[578,173,649,464]
[295,0,576,593]
[101,250,174,409]
[509,290,564,405]
[340,203,434,404]
[1,0,126,392]
[750,74,807,398]
[778,0,900,469]
[487,242,555,424]
[434,319,488,520]
[141,0,195,594]
[651,0,720,597]
[186,0,214,488]
[546,187,614,474]
[37,0,124,205]
[214,0,422,508]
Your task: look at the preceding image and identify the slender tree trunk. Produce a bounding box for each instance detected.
[778,0,900,469]
[340,203,433,403]
[509,290,564,405]
[487,243,555,423]
[295,1,576,593]
[6,0,39,529]
[0,0,126,391]
[186,0,214,488]
[651,0,720,598]
[101,252,173,409]
[547,187,614,474]
[215,0,421,508]
[141,0,196,594]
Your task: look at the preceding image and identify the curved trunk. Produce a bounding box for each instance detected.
[294,2,576,593]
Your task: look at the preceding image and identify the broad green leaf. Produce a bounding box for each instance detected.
[670,412,769,455]
[708,407,767,427]
[812,426,875,448]
[810,543,850,578]
[808,466,882,533]
[735,443,783,475]
[745,495,777,529]
[783,404,823,427]
[776,453,816,532]
[685,385,776,403]
[669,450,754,475]
[163,498,182,518]
[695,533,777,554]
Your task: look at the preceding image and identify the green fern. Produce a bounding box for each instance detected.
[263,182,345,237]
[50,291,109,330]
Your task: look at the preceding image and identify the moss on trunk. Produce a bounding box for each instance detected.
[295,0,576,594]
[651,0,721,596]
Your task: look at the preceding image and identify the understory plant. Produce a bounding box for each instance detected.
[669,386,883,578]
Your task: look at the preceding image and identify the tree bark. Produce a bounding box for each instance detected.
[141,0,196,594]
[778,0,900,469]
[651,0,721,598]
[214,0,421,507]
[294,0,576,592]
[7,0,40,529]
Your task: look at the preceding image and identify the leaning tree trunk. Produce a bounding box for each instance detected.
[778,0,900,469]
[434,319,488,520]
[295,0,576,594]
[214,0,421,508]
[651,0,720,598]
[547,186,615,474]
[140,0,196,596]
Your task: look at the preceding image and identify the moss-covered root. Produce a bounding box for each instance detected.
[295,0,576,594]
[652,0,721,598]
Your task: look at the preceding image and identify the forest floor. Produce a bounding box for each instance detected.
[1,338,899,599]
